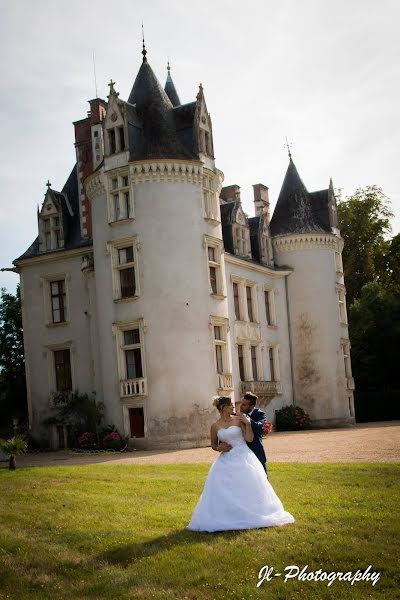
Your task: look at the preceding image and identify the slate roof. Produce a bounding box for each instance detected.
[220,201,236,254]
[248,215,261,262]
[127,61,197,161]
[269,159,332,236]
[13,165,92,264]
[164,70,181,107]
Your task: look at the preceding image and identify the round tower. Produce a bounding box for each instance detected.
[270,159,355,427]
[85,54,231,448]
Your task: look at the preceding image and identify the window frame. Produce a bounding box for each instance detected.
[113,319,147,397]
[107,171,135,224]
[263,286,277,327]
[41,273,70,327]
[202,171,220,223]
[204,235,225,299]
[107,236,140,302]
[336,284,348,325]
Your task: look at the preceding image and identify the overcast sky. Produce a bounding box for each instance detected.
[1,0,399,293]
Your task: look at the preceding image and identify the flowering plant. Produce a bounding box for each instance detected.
[103,431,121,443]
[77,431,95,448]
[262,421,273,437]
[275,405,311,431]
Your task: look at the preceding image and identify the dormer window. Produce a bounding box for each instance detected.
[234,225,250,257]
[106,125,126,155]
[40,213,63,252]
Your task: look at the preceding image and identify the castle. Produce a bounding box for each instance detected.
[13,45,355,449]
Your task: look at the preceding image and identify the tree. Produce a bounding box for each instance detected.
[337,186,393,306]
[0,284,27,433]
[348,282,400,392]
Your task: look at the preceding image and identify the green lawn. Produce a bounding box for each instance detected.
[0,462,398,599]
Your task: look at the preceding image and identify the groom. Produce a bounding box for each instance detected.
[239,392,268,479]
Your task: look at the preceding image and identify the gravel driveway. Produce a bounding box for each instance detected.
[1,421,399,468]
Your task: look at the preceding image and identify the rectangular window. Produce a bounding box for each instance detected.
[45,232,52,250]
[125,348,143,379]
[118,246,134,264]
[120,267,136,298]
[215,345,223,374]
[214,326,222,340]
[251,346,258,380]
[238,344,245,381]
[123,191,130,218]
[269,347,275,381]
[338,288,347,324]
[122,328,143,380]
[118,245,136,298]
[50,280,66,323]
[205,236,223,297]
[113,194,120,220]
[54,349,72,391]
[124,329,140,345]
[44,218,51,231]
[233,282,241,320]
[246,286,254,322]
[112,178,118,190]
[122,175,129,187]
[109,129,116,153]
[118,126,125,151]
[209,266,217,294]
[264,290,271,325]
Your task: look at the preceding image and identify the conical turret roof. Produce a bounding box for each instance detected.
[270,159,327,236]
[164,63,181,107]
[127,60,195,160]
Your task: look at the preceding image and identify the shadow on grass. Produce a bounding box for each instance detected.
[98,528,246,566]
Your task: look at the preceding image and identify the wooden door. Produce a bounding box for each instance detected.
[129,407,144,438]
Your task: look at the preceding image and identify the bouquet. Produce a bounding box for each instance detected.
[262,421,273,436]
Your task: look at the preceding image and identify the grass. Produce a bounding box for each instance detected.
[0,462,399,599]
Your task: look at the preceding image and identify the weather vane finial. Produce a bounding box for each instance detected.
[167,57,170,73]
[141,22,147,63]
[284,137,293,161]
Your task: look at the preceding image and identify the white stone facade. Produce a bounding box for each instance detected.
[13,57,355,449]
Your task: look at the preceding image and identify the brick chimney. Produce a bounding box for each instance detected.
[253,183,270,222]
[73,98,107,239]
[220,184,241,202]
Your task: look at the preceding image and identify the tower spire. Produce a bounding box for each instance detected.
[284,137,293,162]
[141,23,147,63]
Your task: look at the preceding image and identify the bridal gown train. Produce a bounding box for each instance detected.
[187,425,295,532]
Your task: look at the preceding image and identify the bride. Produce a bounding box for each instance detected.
[187,396,295,532]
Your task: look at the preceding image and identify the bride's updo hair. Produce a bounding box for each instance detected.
[212,396,231,412]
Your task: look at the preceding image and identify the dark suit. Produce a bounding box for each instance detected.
[246,407,268,478]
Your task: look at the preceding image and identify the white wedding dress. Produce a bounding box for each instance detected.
[187,425,295,532]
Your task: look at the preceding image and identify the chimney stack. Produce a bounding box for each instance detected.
[220,184,241,202]
[253,183,270,222]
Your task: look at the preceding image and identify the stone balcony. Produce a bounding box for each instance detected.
[120,377,147,397]
[217,372,234,391]
[239,380,282,403]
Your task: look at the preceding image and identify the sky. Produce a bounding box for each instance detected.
[1,0,399,293]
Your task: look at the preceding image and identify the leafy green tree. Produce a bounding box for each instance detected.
[0,284,27,433]
[348,282,400,392]
[337,186,393,306]
[379,233,400,296]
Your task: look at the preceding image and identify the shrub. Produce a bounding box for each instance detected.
[0,435,28,469]
[275,405,312,431]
